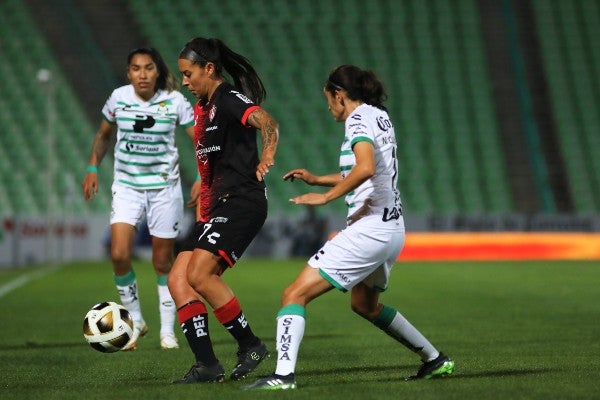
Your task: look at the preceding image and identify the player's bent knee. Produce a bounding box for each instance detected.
[350,302,379,321]
[281,285,305,307]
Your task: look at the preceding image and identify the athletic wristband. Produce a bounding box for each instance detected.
[86,165,98,174]
[196,172,201,181]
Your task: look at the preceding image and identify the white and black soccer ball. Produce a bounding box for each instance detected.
[83,301,134,353]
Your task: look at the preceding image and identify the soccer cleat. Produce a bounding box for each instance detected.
[230,340,269,380]
[121,321,148,351]
[406,352,455,380]
[172,362,225,384]
[160,334,179,349]
[242,373,297,390]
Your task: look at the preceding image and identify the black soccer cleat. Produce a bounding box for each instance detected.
[406,352,455,380]
[230,340,269,380]
[173,362,225,384]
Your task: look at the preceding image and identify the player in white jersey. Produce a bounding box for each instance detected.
[82,47,198,351]
[244,65,454,390]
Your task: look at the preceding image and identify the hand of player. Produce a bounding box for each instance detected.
[82,173,98,201]
[283,168,317,185]
[256,156,274,182]
[289,192,328,206]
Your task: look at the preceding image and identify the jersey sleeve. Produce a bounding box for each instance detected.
[101,89,118,124]
[346,113,375,147]
[175,91,194,128]
[222,88,261,127]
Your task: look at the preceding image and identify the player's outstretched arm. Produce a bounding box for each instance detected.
[283,169,342,187]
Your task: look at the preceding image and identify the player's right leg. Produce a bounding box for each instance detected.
[110,222,148,351]
[243,266,333,390]
[110,184,148,351]
[169,250,224,383]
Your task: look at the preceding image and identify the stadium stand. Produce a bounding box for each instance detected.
[0,0,112,215]
[126,0,512,215]
[1,0,597,219]
[533,0,600,212]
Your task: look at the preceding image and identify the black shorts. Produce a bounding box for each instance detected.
[181,192,267,267]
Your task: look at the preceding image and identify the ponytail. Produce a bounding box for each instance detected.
[179,37,266,104]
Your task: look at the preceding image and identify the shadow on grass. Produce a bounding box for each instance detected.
[449,367,558,379]
[0,341,87,350]
[294,366,559,388]
[301,364,413,376]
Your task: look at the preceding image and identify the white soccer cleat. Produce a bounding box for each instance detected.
[121,321,148,351]
[160,333,179,350]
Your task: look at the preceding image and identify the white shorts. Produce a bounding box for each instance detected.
[110,180,183,239]
[308,214,405,292]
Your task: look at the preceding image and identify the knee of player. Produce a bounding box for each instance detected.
[281,284,306,306]
[152,258,173,275]
[167,272,178,292]
[350,301,379,321]
[110,249,131,268]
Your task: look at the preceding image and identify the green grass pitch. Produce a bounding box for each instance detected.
[0,259,599,399]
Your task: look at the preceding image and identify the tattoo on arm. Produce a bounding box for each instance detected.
[91,130,112,165]
[249,109,278,154]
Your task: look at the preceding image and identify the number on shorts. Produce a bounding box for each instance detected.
[197,223,221,245]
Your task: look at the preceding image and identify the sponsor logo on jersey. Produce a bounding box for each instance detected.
[231,90,253,104]
[348,122,367,129]
[376,115,392,131]
[130,134,154,141]
[126,143,160,152]
[133,115,156,133]
[334,270,351,284]
[195,144,221,164]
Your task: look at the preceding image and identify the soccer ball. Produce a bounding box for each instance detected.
[83,301,134,353]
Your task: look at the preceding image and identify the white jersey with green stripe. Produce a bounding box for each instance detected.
[102,85,194,189]
[340,103,402,221]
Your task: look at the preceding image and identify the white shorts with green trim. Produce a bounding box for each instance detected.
[308,214,405,292]
[110,180,183,239]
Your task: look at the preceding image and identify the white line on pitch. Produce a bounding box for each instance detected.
[0,265,62,298]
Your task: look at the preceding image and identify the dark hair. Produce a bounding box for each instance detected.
[127,47,177,92]
[179,37,266,104]
[324,65,387,111]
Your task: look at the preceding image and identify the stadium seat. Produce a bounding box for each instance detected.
[533,0,600,211]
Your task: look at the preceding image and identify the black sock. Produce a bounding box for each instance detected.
[178,301,219,366]
[214,297,259,350]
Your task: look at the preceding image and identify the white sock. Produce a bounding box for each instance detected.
[157,283,176,336]
[115,280,144,324]
[274,304,306,376]
[389,312,438,361]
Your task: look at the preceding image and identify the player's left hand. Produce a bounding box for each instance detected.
[256,156,274,182]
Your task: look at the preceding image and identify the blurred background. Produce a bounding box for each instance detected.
[0,0,598,266]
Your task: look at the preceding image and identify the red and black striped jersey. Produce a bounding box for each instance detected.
[193,82,265,222]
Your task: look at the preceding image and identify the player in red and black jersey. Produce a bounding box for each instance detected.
[192,81,266,222]
[169,37,279,384]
